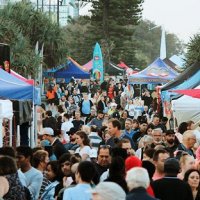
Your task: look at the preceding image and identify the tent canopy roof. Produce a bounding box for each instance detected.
[161,62,200,91]
[128,58,178,84]
[54,57,90,79]
[82,60,92,71]
[0,69,40,103]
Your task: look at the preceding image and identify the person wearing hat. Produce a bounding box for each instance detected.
[91,181,126,200]
[39,127,68,160]
[152,158,194,200]
[63,127,79,151]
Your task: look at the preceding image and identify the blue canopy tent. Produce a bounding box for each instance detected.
[0,69,40,104]
[0,68,41,147]
[54,57,90,79]
[128,58,178,84]
[43,63,66,77]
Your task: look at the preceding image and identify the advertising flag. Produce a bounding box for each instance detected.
[92,42,104,82]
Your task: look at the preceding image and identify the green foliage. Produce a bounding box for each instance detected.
[90,0,143,72]
[63,16,94,65]
[0,2,68,77]
[133,20,185,68]
[0,1,186,78]
[0,16,40,77]
[185,34,200,67]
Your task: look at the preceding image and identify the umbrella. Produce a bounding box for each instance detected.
[170,89,200,99]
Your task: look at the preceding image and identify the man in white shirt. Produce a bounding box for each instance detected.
[61,113,74,143]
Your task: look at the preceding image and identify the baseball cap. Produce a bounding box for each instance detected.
[67,127,78,135]
[39,127,54,136]
[91,182,126,200]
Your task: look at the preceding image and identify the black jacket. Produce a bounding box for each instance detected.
[126,187,158,200]
[151,177,193,200]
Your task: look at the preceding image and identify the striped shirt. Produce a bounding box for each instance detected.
[88,132,102,149]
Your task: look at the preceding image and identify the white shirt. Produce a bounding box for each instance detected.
[75,146,91,161]
[125,104,135,117]
[61,121,74,142]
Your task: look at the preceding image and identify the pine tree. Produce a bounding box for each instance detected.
[90,0,143,71]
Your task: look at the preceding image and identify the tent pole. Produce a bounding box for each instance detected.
[9,117,13,146]
[17,125,20,146]
[30,120,34,147]
[0,118,3,147]
[30,105,37,148]
[34,105,38,147]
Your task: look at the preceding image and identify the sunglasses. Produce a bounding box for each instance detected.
[99,145,111,149]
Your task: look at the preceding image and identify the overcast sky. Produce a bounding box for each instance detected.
[142,0,200,43]
[80,0,200,43]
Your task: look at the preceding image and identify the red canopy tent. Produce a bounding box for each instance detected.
[170,89,200,99]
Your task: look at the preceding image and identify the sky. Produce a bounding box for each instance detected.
[142,0,200,43]
[80,0,200,43]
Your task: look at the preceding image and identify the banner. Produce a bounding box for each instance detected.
[92,42,104,82]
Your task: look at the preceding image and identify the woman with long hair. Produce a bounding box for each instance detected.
[40,161,61,200]
[0,156,27,200]
[184,169,200,200]
[75,131,91,161]
[97,95,108,114]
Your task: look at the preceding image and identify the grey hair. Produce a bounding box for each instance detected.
[152,128,163,134]
[138,135,154,148]
[126,167,150,190]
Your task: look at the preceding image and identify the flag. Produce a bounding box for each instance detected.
[92,42,104,82]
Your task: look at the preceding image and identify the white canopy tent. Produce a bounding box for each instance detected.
[0,100,13,147]
[171,95,200,126]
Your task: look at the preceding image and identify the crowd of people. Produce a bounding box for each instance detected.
[0,77,200,200]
